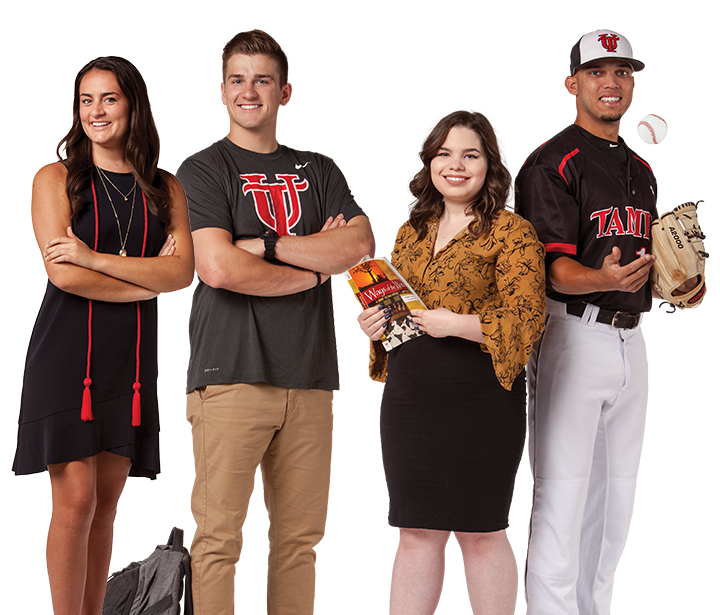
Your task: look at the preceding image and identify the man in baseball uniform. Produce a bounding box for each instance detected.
[515,29,660,615]
[176,30,374,615]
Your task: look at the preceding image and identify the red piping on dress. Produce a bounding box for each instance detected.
[81,180,101,422]
[82,178,148,427]
[131,191,148,427]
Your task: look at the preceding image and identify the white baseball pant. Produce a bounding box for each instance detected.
[526,299,648,615]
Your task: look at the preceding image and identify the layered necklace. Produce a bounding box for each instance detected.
[95,165,137,256]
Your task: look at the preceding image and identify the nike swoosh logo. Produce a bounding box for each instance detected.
[295,162,310,169]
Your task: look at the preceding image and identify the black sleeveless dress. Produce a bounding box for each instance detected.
[13,168,165,478]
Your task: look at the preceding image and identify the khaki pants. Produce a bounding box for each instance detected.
[187,383,333,615]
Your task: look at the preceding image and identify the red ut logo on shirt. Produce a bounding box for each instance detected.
[241,173,309,236]
[598,33,620,53]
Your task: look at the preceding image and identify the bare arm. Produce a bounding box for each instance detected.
[236,215,375,275]
[276,214,375,273]
[32,162,163,302]
[410,308,485,343]
[193,226,324,297]
[43,171,195,293]
[549,247,655,295]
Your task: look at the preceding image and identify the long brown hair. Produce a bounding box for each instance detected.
[56,56,171,226]
[408,110,511,240]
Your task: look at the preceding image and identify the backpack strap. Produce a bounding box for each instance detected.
[183,557,194,615]
[139,595,173,615]
[167,527,193,614]
[168,527,184,552]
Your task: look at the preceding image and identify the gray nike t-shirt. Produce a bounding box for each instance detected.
[177,138,365,393]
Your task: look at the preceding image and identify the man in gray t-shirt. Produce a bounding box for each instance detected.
[176,30,374,615]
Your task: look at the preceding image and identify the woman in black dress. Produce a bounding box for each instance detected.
[358,112,545,614]
[13,57,194,615]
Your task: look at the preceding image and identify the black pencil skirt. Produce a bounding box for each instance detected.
[380,334,526,532]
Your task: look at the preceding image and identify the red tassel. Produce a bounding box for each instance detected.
[81,378,94,422]
[132,382,141,427]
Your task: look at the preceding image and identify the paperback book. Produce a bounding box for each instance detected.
[344,257,427,351]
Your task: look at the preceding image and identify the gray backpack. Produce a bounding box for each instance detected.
[102,527,193,615]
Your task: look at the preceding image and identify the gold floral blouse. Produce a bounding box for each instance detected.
[369,209,546,391]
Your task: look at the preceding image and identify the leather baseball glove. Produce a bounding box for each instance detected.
[650,201,708,309]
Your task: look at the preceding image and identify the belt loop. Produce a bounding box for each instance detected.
[582,303,598,325]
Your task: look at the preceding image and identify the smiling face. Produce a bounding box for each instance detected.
[221,53,292,151]
[566,59,634,139]
[430,126,488,211]
[78,69,131,155]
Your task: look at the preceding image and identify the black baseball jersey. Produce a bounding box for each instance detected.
[515,124,658,313]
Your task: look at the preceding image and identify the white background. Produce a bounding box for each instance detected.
[2,1,717,613]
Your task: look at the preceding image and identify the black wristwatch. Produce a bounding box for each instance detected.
[260,230,278,261]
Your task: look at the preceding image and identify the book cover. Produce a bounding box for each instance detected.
[344,257,427,351]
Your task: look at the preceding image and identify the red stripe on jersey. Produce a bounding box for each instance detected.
[633,155,653,172]
[521,140,550,168]
[558,149,580,183]
[545,242,577,255]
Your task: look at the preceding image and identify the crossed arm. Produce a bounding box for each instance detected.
[193,214,374,297]
[34,162,194,302]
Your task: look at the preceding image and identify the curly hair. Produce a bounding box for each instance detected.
[408,110,512,240]
[56,56,171,226]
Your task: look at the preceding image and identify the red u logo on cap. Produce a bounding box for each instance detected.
[598,33,620,53]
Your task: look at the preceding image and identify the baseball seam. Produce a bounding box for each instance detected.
[639,121,657,144]
[649,114,668,128]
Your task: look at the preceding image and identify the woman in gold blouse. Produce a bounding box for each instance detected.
[358,111,545,615]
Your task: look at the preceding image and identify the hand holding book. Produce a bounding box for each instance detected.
[344,257,427,351]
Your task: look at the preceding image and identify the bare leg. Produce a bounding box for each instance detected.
[389,528,451,615]
[455,530,517,615]
[47,457,98,615]
[81,452,131,615]
[47,453,131,615]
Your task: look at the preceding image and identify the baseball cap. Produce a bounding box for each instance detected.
[569,29,645,75]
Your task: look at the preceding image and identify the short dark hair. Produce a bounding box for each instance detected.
[408,111,512,240]
[222,29,288,85]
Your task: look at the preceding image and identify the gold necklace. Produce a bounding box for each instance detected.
[96,165,137,201]
[95,165,136,256]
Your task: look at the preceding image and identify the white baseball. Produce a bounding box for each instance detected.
[637,114,668,144]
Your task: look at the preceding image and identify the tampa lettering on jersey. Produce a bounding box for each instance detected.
[241,173,309,236]
[590,206,652,239]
